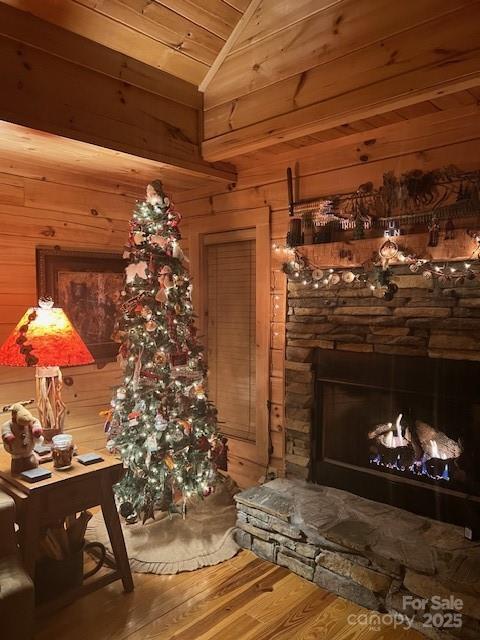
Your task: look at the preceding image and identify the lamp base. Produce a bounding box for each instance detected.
[35,366,66,442]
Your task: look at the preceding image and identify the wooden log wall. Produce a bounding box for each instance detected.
[174,105,480,482]
[0,168,140,451]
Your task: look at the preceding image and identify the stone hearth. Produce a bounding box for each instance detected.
[234,479,480,640]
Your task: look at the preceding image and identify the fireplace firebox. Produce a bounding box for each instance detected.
[313,349,480,525]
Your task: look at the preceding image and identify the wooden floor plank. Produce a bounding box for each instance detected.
[35,551,424,640]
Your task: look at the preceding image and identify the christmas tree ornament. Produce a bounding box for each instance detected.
[154,350,167,365]
[119,501,138,524]
[155,289,167,304]
[146,180,165,205]
[159,265,174,289]
[379,239,399,269]
[151,235,169,249]
[445,217,455,240]
[428,216,440,247]
[128,411,140,426]
[145,320,157,332]
[342,271,355,283]
[164,454,175,471]
[155,415,168,431]
[125,261,148,283]
[126,513,139,525]
[133,231,146,245]
[177,419,191,434]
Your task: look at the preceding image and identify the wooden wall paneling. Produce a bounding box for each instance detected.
[271,292,286,323]
[0,166,132,451]
[235,104,480,191]
[271,322,285,352]
[0,33,200,151]
[0,2,201,108]
[270,402,284,432]
[0,172,24,205]
[270,350,284,380]
[186,134,480,223]
[270,377,284,406]
[203,66,480,160]
[233,0,342,52]
[22,179,137,221]
[0,205,128,250]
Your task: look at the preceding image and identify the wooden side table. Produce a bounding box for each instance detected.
[0,447,133,610]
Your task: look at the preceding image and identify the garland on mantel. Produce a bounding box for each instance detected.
[279,230,480,301]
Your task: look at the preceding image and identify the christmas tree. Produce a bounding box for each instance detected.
[106,180,226,523]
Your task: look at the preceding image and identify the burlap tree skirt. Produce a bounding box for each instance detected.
[88,477,240,574]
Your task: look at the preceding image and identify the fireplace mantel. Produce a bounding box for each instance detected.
[292,229,477,270]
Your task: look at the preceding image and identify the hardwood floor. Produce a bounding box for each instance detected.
[35,550,423,640]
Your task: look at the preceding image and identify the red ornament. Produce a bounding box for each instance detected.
[197,435,210,452]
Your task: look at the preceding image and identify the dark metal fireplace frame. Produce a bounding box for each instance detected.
[312,349,480,527]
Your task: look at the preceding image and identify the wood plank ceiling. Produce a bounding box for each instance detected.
[201,0,480,162]
[2,0,480,180]
[0,0,252,85]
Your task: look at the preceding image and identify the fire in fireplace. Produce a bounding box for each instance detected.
[313,349,480,525]
[368,410,462,481]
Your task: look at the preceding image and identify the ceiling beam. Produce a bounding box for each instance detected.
[0,4,236,184]
[0,0,208,85]
[0,2,201,109]
[202,66,480,161]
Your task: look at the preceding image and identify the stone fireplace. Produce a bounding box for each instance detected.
[234,251,480,638]
[285,262,480,527]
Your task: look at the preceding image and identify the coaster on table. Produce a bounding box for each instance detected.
[34,444,52,456]
[77,452,104,466]
[20,467,52,483]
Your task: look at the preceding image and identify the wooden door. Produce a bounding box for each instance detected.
[187,208,270,469]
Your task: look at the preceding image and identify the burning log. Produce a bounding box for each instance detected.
[369,414,461,480]
[369,414,415,470]
[412,420,462,460]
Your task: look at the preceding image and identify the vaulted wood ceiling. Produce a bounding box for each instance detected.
[1,0,252,85]
[202,0,480,161]
[2,0,480,185]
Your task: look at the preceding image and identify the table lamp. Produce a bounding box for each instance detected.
[0,298,94,440]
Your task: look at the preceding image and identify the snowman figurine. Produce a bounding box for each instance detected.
[2,402,43,474]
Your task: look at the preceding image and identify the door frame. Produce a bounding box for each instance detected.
[187,207,270,467]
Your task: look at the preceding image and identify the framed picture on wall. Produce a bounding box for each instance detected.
[36,247,126,363]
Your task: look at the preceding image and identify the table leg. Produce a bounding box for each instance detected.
[21,494,41,578]
[100,476,134,593]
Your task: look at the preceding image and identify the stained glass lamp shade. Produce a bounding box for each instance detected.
[0,299,94,439]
